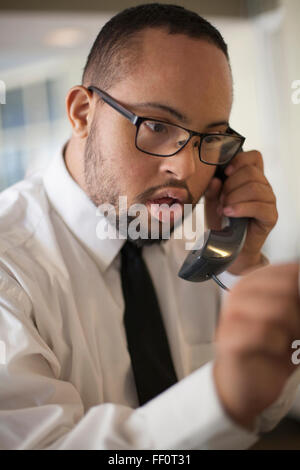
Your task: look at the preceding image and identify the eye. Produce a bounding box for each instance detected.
[205,135,222,144]
[145,121,168,133]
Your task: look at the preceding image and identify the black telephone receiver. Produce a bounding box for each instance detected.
[178,157,249,283]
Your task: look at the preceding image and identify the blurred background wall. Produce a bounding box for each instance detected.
[0,0,299,263]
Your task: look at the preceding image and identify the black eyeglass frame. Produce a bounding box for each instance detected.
[88,85,246,166]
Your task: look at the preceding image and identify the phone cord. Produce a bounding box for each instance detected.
[212,274,230,292]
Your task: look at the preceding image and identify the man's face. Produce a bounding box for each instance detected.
[83,28,233,244]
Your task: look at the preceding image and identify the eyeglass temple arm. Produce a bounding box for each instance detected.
[88,86,139,125]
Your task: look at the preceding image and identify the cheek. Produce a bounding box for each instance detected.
[113,140,150,182]
[106,125,156,178]
[97,118,137,169]
[101,127,155,193]
[189,164,216,200]
[122,156,156,190]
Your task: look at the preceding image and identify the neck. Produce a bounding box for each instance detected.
[64,137,86,191]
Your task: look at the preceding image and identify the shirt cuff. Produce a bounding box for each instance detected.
[258,365,300,432]
[137,360,259,450]
[288,384,300,420]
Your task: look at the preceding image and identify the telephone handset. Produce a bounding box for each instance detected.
[178,155,249,285]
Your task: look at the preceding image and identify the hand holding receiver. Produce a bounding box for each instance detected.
[178,162,248,284]
[179,148,278,287]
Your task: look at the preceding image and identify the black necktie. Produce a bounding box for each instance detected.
[121,240,178,405]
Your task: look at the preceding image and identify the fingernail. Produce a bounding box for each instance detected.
[223,206,235,216]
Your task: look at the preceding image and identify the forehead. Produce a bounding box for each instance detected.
[114,27,233,127]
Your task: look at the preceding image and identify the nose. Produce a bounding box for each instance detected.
[158,136,199,180]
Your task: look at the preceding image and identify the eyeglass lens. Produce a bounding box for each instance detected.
[136,120,242,164]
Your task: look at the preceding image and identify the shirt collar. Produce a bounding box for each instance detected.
[42,142,126,272]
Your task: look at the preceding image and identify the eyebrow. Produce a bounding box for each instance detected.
[130,101,229,130]
[131,101,188,123]
[206,120,229,129]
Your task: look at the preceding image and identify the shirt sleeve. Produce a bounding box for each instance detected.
[288,384,300,421]
[0,267,258,450]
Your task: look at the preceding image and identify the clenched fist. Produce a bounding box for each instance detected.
[213,263,300,430]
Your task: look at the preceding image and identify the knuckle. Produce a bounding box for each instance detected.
[225,307,241,324]
[216,329,245,355]
[269,184,277,199]
[249,165,259,178]
[264,325,290,355]
[247,181,258,194]
[253,149,263,163]
[222,340,244,356]
[228,281,245,300]
[267,208,278,228]
[221,301,243,326]
[257,322,275,346]
[270,192,277,204]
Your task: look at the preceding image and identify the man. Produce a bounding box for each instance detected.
[0,3,299,450]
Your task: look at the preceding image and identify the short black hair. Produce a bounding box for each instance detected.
[82,3,229,91]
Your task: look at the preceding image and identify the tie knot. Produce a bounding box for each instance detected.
[121,240,143,260]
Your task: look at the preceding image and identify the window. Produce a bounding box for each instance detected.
[0,75,69,191]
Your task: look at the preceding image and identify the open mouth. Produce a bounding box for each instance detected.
[148,197,181,206]
[146,197,183,223]
[144,187,188,223]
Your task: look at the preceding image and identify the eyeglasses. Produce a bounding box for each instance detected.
[88,85,245,166]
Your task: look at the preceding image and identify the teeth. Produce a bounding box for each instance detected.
[152,197,179,205]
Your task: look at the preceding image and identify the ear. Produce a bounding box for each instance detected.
[65,85,94,139]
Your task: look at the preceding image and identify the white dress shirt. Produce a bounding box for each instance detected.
[0,145,299,450]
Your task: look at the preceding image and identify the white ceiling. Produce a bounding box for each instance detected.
[0,12,112,71]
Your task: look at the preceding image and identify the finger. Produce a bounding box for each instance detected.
[223,263,300,337]
[232,263,300,298]
[222,164,270,197]
[216,315,293,359]
[225,150,264,176]
[221,201,278,227]
[221,182,276,207]
[230,264,300,310]
[222,290,300,338]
